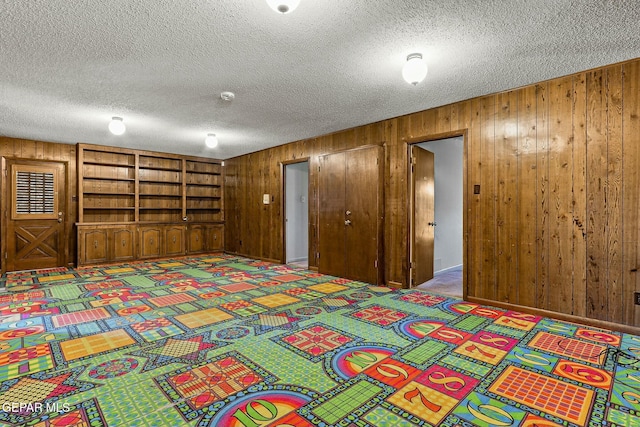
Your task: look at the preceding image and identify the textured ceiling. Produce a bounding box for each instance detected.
[1,0,639,159]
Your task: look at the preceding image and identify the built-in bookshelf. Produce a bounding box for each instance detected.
[77,143,224,265]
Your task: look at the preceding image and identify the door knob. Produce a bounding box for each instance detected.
[345,210,352,216]
[428,222,437,227]
[345,220,352,225]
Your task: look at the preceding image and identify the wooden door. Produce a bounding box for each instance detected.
[5,160,66,271]
[165,225,185,256]
[318,146,382,284]
[112,228,135,261]
[318,152,347,278]
[345,147,381,284]
[411,146,435,285]
[80,229,108,265]
[140,227,162,259]
[207,225,224,251]
[187,225,205,254]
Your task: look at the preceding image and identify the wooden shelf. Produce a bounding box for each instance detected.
[139,179,182,184]
[84,207,135,210]
[78,143,224,265]
[139,207,183,210]
[139,166,182,172]
[186,182,221,187]
[84,176,136,182]
[187,170,222,176]
[83,161,135,168]
[84,192,135,196]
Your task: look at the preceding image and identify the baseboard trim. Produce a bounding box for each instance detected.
[225,252,282,265]
[467,296,640,335]
[434,264,463,275]
[387,281,406,289]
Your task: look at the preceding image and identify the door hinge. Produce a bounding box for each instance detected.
[374,259,378,268]
[316,252,320,259]
[4,252,7,260]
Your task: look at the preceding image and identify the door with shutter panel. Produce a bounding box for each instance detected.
[5,160,67,271]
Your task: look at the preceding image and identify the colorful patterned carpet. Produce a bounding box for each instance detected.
[0,254,639,427]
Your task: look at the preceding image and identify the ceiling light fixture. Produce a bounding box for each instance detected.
[205,133,219,148]
[108,117,126,135]
[402,53,428,85]
[266,0,300,14]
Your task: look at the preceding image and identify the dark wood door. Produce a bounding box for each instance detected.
[411,146,435,285]
[318,146,382,284]
[319,152,347,278]
[345,147,381,284]
[6,160,66,271]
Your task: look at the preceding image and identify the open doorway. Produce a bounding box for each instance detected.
[284,161,309,268]
[410,136,464,298]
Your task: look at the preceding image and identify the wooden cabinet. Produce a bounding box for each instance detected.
[76,144,225,266]
[139,226,162,259]
[186,224,224,254]
[208,225,224,251]
[78,225,136,265]
[165,225,185,256]
[112,228,136,261]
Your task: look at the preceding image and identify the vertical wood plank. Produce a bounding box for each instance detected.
[480,95,497,300]
[517,85,538,307]
[495,90,518,303]
[536,82,550,310]
[606,65,623,324]
[621,62,640,326]
[548,76,574,314]
[585,69,609,321]
[468,98,483,298]
[572,73,588,318]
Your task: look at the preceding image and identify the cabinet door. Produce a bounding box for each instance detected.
[112,228,135,261]
[165,226,185,256]
[80,229,109,265]
[187,225,205,254]
[140,227,162,259]
[207,225,224,251]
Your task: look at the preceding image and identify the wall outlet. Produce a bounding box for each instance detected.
[635,292,640,305]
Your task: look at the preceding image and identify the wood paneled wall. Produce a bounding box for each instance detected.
[225,58,640,330]
[0,138,78,271]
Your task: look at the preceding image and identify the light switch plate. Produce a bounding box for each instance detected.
[263,194,270,204]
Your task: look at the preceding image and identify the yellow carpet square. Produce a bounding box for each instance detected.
[60,329,135,361]
[308,283,348,294]
[174,307,233,328]
[38,274,76,283]
[252,293,300,308]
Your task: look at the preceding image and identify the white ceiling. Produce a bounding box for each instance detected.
[1,1,639,160]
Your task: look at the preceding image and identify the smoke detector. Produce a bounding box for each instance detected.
[220,91,235,102]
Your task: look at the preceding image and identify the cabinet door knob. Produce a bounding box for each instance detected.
[345,220,352,225]
[122,240,126,246]
[94,240,98,248]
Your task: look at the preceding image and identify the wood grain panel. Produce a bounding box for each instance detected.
[480,95,497,301]
[585,69,608,321]
[548,76,574,314]
[495,91,518,303]
[621,61,640,326]
[516,85,538,307]
[536,83,550,310]
[606,65,623,324]
[572,73,588,318]
[468,98,483,299]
